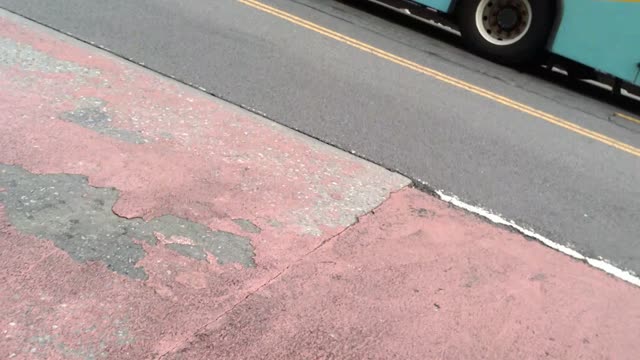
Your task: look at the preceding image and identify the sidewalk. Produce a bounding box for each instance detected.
[0,9,638,360]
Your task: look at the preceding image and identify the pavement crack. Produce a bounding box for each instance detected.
[302,184,406,258]
[156,185,405,359]
[155,266,289,359]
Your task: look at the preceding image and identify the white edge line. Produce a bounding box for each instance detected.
[433,189,640,288]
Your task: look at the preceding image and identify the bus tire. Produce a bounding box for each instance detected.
[457,0,554,65]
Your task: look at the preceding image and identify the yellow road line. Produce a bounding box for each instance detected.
[238,0,640,158]
[615,112,640,126]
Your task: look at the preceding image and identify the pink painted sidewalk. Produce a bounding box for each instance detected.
[0,9,638,360]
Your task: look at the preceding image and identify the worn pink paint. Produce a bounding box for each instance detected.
[170,188,640,360]
[0,9,407,359]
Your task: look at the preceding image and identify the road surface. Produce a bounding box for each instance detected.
[1,0,638,274]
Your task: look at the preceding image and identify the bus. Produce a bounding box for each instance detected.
[365,0,640,95]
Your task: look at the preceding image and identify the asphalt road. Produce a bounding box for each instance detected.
[1,0,639,274]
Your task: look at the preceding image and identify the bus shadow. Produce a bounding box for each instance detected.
[337,0,640,117]
[336,0,463,46]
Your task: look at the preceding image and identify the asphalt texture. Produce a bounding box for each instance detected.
[1,0,638,274]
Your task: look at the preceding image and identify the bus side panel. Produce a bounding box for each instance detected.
[411,0,454,13]
[551,0,640,84]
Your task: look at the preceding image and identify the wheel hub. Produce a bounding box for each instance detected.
[475,0,532,46]
[496,7,519,31]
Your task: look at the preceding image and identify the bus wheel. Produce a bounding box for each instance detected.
[457,0,554,65]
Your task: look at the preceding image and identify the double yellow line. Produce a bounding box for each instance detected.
[239,0,640,158]
[616,112,640,125]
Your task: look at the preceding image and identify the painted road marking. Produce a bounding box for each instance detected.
[615,112,640,126]
[238,0,640,158]
[435,190,640,287]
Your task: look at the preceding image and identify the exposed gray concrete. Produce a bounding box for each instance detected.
[60,97,147,144]
[0,164,255,279]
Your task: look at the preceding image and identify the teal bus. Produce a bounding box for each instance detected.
[365,0,640,95]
